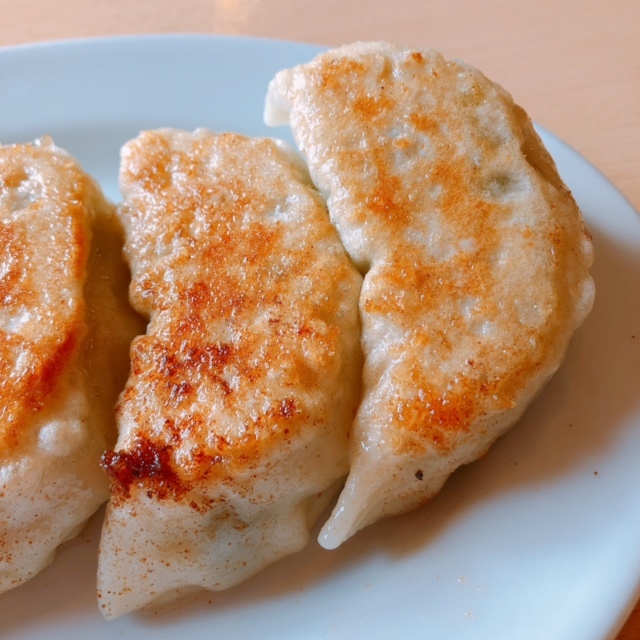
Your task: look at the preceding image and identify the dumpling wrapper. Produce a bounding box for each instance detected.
[97,129,362,618]
[265,42,595,549]
[0,138,141,592]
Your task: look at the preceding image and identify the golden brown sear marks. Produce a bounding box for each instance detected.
[269,43,593,450]
[0,141,89,456]
[106,130,360,507]
[1,138,143,596]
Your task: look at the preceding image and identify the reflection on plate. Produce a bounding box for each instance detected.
[0,35,639,640]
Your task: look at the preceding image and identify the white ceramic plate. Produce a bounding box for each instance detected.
[1,35,639,640]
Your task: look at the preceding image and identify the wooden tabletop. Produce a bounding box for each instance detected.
[1,0,638,638]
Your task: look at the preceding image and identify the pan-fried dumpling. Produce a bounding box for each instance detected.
[0,138,141,592]
[265,42,595,549]
[97,129,361,618]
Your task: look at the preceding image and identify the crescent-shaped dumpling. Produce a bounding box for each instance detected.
[265,42,595,549]
[0,138,141,592]
[97,130,362,618]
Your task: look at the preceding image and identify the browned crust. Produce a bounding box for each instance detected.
[0,142,91,455]
[275,45,593,455]
[104,131,359,507]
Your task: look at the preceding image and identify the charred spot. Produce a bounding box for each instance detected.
[415,469,424,481]
[101,438,186,502]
